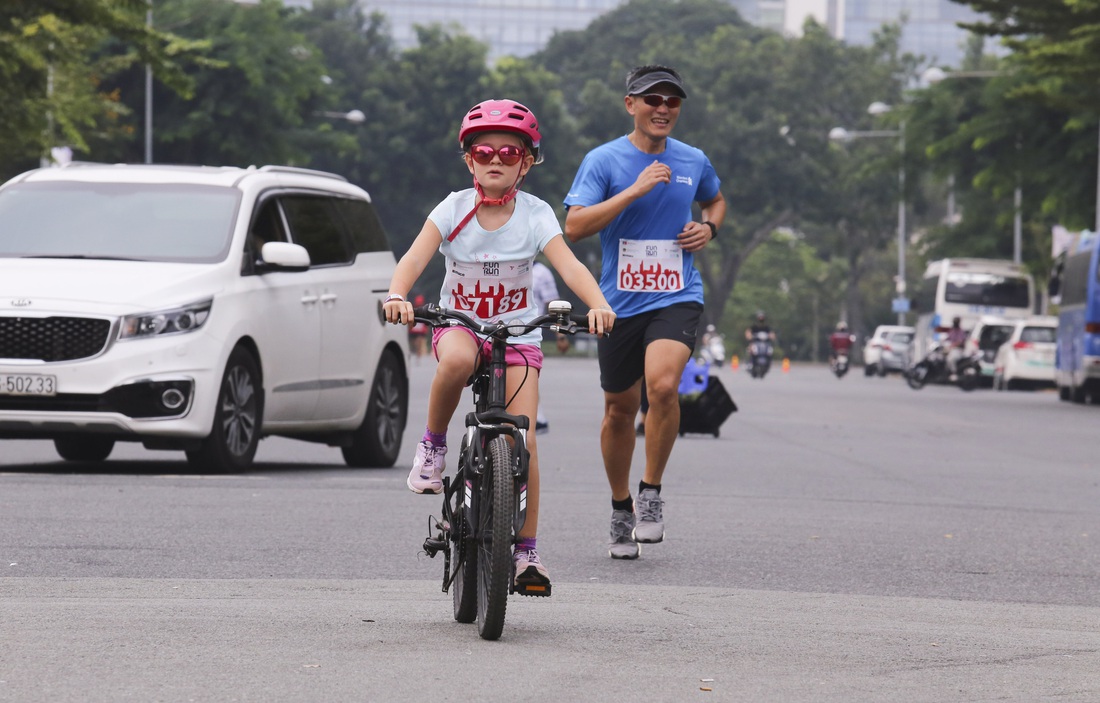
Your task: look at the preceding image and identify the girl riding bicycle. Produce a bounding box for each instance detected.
[382,99,615,589]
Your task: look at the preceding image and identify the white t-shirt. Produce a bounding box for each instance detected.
[429,189,562,346]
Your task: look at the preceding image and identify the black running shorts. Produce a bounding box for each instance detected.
[598,302,703,393]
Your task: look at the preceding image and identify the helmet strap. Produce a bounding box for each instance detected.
[446,172,526,242]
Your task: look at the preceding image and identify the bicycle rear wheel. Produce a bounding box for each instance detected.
[476,436,514,640]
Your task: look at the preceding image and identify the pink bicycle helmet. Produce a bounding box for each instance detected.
[459,99,542,163]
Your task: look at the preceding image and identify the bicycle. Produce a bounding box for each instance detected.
[416,300,593,640]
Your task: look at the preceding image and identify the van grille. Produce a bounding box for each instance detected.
[0,316,113,362]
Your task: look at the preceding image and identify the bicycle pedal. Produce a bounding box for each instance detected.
[514,581,552,597]
[513,566,552,597]
[422,537,445,556]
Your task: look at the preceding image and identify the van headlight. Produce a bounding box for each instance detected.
[119,300,213,340]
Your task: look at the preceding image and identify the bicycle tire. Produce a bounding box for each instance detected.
[452,442,477,623]
[476,436,514,640]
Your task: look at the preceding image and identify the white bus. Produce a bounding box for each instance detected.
[911,258,1035,361]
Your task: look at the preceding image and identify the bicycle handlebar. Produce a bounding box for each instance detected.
[413,303,597,338]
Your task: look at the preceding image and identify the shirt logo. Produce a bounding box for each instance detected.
[675,175,693,186]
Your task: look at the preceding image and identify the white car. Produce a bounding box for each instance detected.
[862,325,914,376]
[0,164,409,471]
[965,315,1017,384]
[992,316,1058,391]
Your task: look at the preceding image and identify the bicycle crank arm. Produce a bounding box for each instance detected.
[422,536,446,556]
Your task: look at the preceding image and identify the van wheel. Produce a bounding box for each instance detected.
[187,347,263,473]
[343,349,407,468]
[1072,384,1087,404]
[54,436,115,462]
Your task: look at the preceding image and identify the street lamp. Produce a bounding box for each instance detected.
[144,0,259,164]
[314,109,366,124]
[830,103,907,325]
[921,66,1023,264]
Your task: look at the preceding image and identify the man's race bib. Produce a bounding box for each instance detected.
[444,259,531,319]
[617,239,684,293]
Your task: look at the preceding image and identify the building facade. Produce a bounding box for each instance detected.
[360,1,627,61]
[360,0,984,67]
[836,0,985,67]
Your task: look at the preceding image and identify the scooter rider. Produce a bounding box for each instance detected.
[828,321,855,367]
[744,310,775,347]
[701,323,725,364]
[945,316,967,375]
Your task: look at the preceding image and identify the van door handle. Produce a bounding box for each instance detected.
[300,293,319,304]
[319,293,337,303]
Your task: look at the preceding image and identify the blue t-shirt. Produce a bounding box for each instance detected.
[564,136,721,318]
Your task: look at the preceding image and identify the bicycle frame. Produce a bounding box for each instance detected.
[415,302,592,637]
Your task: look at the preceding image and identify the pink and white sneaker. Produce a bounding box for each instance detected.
[406,441,446,494]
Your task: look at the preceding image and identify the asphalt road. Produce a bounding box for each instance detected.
[2,356,1099,702]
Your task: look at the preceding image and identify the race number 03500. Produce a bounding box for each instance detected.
[616,239,684,293]
[618,268,683,292]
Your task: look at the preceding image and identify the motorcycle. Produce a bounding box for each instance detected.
[700,333,726,366]
[905,343,981,391]
[747,331,774,379]
[830,352,850,378]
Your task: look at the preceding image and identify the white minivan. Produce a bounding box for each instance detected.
[0,164,409,471]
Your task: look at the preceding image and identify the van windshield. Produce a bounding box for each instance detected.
[945,272,1031,309]
[0,182,240,263]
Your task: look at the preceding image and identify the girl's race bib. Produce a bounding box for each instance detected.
[443,259,531,319]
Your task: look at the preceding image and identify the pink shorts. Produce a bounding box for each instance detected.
[432,326,544,370]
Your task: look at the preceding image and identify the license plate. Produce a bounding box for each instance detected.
[0,373,58,396]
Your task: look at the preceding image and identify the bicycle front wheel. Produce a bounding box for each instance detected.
[476,436,514,640]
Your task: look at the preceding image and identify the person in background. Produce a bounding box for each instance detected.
[563,64,726,560]
[530,261,560,433]
[945,316,967,375]
[828,321,854,368]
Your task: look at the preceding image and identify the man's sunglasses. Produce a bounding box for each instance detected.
[638,94,682,109]
[468,144,526,166]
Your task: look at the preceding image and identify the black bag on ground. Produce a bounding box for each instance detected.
[678,375,737,437]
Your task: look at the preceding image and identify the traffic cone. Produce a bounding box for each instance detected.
[782,357,790,373]
[731,355,739,371]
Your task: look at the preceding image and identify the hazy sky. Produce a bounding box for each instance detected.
[784,0,827,35]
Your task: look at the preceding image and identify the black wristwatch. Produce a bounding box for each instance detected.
[702,221,717,238]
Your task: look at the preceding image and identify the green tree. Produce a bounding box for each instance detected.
[94,0,331,166]
[287,0,395,185]
[0,0,207,178]
[951,0,1100,233]
[907,58,1074,282]
[959,0,1100,113]
[811,23,920,338]
[534,1,911,340]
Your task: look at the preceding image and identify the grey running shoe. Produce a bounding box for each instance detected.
[633,488,665,543]
[608,509,640,559]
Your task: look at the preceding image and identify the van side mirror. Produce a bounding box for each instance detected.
[258,242,310,273]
